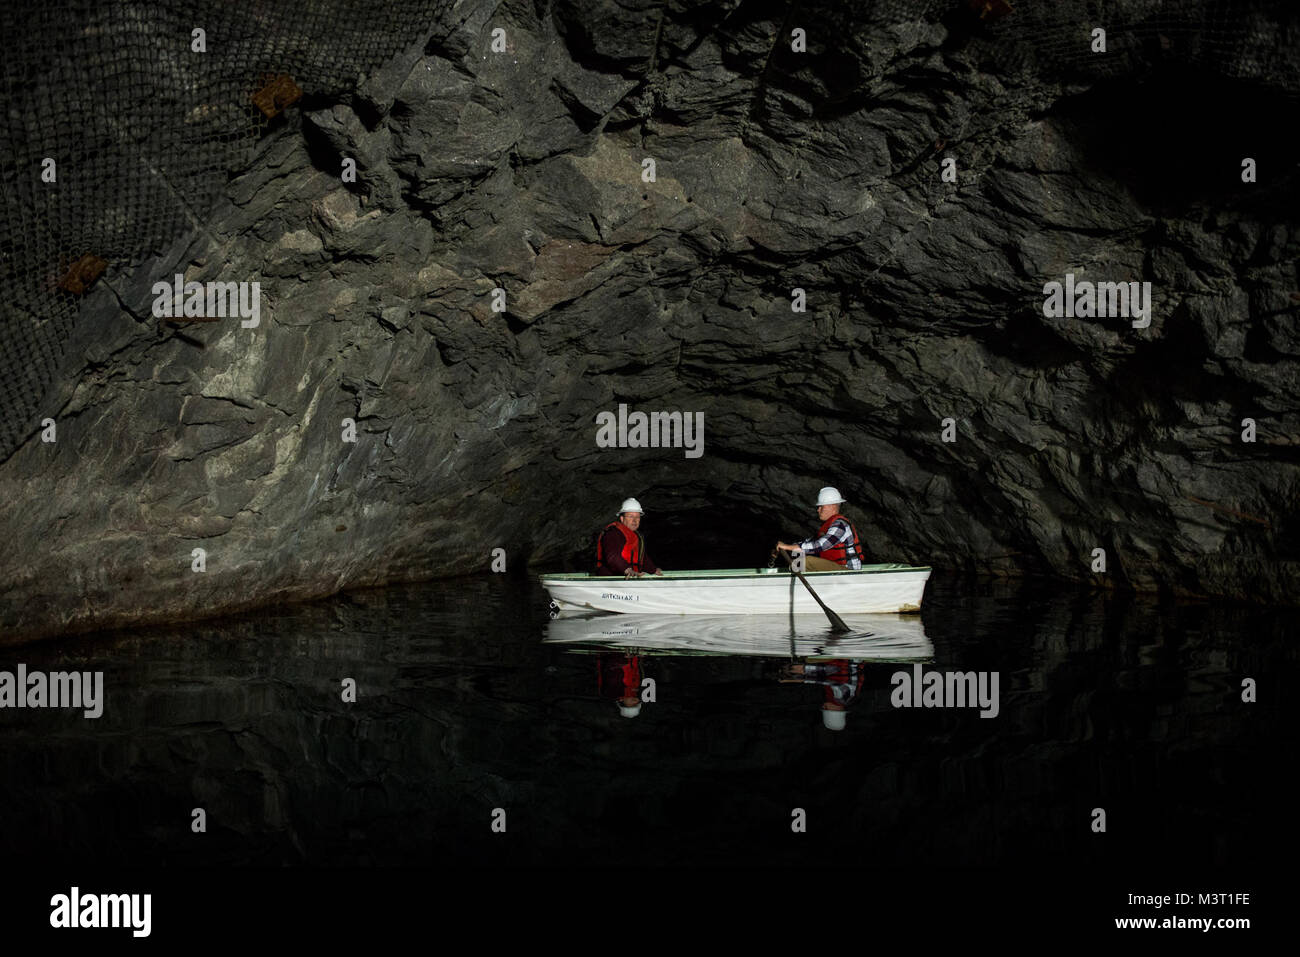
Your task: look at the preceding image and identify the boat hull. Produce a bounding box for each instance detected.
[539,565,931,616]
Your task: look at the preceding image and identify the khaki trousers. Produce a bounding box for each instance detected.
[802,556,843,571]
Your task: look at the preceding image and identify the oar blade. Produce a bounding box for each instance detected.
[826,610,852,634]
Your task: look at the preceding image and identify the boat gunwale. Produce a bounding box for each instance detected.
[547,645,932,663]
[538,565,932,582]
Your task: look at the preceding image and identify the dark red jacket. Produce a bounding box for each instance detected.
[595,522,659,576]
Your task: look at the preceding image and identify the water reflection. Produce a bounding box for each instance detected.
[778,661,864,731]
[597,652,644,718]
[547,613,933,730]
[0,575,1293,869]
[544,612,932,658]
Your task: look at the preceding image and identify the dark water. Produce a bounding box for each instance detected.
[1,572,1295,872]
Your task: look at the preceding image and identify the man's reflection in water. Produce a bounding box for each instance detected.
[597,652,644,718]
[781,660,864,730]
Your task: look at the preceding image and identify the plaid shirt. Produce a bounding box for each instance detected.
[798,517,862,569]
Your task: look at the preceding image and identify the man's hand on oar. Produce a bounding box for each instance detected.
[776,542,805,573]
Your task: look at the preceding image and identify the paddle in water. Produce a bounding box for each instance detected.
[779,549,851,634]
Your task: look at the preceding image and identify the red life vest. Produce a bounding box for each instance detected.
[595,521,641,573]
[817,514,862,565]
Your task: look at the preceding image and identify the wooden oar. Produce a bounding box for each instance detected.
[779,549,851,634]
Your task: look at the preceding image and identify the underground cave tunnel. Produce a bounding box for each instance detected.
[0,0,1297,930]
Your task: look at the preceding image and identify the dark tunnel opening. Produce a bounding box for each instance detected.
[561,495,889,573]
[1053,65,1299,215]
[630,504,788,571]
[563,502,785,572]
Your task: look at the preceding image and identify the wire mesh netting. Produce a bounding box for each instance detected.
[971,0,1299,86]
[0,0,452,461]
[0,0,1295,463]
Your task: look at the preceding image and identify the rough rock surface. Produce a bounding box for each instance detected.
[2,0,1298,643]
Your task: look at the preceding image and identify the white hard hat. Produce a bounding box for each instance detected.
[618,498,644,514]
[816,487,846,507]
[821,706,847,731]
[619,702,642,718]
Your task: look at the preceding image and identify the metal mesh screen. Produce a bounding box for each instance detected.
[973,0,1298,86]
[0,0,451,461]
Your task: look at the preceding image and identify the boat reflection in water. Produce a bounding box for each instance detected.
[545,613,933,730]
[545,612,932,660]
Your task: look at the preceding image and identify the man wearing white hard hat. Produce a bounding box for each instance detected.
[595,497,665,578]
[775,486,864,571]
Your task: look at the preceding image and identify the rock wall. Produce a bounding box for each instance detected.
[1,0,1297,643]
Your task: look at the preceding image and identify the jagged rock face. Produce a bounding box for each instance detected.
[1,0,1297,642]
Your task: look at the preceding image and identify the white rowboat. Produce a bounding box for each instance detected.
[539,564,931,616]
